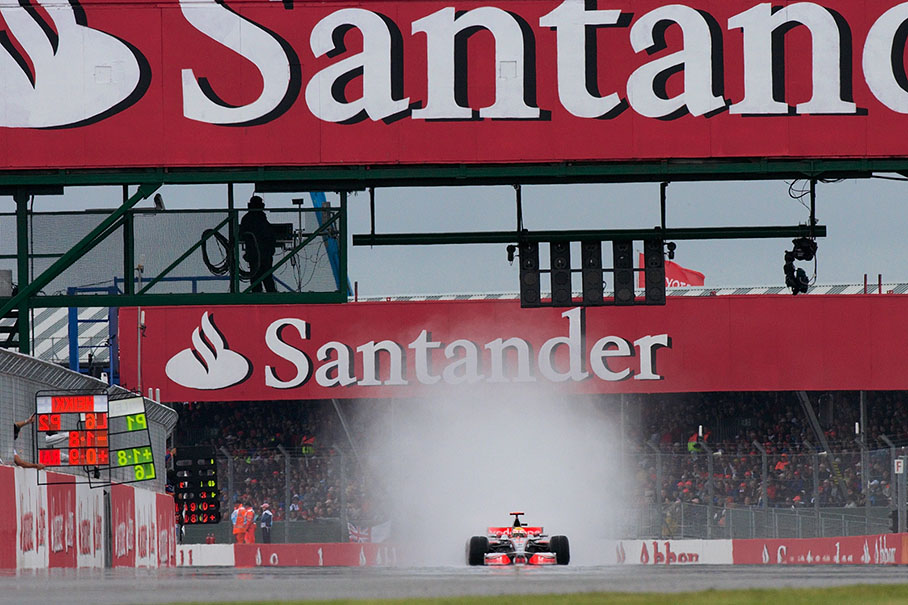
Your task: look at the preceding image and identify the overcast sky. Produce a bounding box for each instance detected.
[11,175,908,298]
[341,176,908,296]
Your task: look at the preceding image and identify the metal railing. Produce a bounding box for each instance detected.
[621,502,891,540]
[628,441,904,539]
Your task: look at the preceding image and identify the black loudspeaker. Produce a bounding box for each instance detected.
[550,241,572,306]
[519,242,541,307]
[581,241,604,305]
[643,238,666,305]
[612,240,635,306]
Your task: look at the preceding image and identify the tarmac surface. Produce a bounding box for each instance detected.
[2,565,908,604]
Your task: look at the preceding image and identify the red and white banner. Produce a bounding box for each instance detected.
[46,476,76,569]
[6,468,107,569]
[110,484,136,568]
[6,1,908,170]
[122,295,908,402]
[638,254,706,288]
[611,539,733,565]
[234,543,396,567]
[110,483,176,568]
[733,534,908,565]
[0,467,14,569]
[606,535,908,566]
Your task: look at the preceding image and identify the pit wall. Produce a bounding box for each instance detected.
[609,534,908,565]
[1,465,176,569]
[174,536,908,568]
[177,543,398,567]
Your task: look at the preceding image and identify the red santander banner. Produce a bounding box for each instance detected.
[121,295,908,402]
[8,1,908,170]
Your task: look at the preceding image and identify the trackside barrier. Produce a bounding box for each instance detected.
[0,464,175,569]
[609,539,734,565]
[608,535,908,565]
[176,543,398,567]
[732,533,908,565]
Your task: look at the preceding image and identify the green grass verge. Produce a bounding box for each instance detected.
[167,583,908,605]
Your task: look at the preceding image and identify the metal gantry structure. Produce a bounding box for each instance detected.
[0,156,888,355]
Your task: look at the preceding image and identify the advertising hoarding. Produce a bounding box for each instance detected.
[6,1,908,170]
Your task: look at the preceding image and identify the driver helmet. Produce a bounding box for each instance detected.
[511,527,527,538]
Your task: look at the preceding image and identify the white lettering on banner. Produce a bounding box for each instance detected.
[307,9,409,122]
[411,330,443,385]
[66,511,74,553]
[539,1,623,119]
[316,342,357,387]
[128,518,135,554]
[20,512,34,553]
[187,0,908,123]
[265,318,312,389]
[538,308,589,383]
[485,337,534,383]
[358,340,408,386]
[411,7,540,120]
[638,541,700,565]
[159,528,170,566]
[627,4,724,119]
[37,505,45,549]
[729,3,856,115]
[875,535,897,564]
[51,515,64,553]
[95,512,103,553]
[115,522,128,558]
[166,308,671,391]
[180,0,298,126]
[10,2,908,129]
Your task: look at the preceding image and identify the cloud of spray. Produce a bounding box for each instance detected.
[359,385,628,566]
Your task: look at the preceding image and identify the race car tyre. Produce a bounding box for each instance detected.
[550,535,570,565]
[467,536,489,566]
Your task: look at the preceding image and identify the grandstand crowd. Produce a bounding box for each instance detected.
[632,391,903,510]
[171,391,906,527]
[172,400,379,525]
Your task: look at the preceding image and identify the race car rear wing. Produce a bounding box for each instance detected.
[488,526,543,537]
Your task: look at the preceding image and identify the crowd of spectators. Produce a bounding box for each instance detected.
[630,391,906,510]
[171,391,908,524]
[172,400,382,525]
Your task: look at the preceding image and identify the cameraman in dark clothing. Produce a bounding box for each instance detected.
[239,195,277,293]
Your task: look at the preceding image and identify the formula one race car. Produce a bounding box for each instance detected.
[466,512,570,566]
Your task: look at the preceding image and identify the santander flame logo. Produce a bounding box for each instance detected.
[165,312,251,390]
[0,0,149,128]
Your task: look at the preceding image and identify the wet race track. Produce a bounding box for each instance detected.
[3,565,908,604]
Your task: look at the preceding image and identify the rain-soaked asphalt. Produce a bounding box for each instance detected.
[2,565,908,604]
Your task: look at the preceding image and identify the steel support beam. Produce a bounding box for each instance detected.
[15,191,29,353]
[0,182,161,320]
[0,158,901,189]
[0,291,345,309]
[353,225,826,247]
